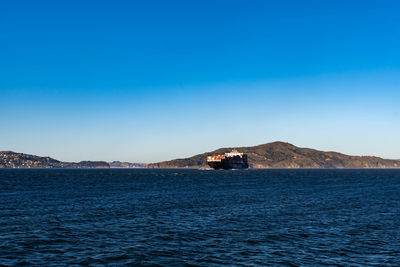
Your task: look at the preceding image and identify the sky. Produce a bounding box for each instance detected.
[1,0,400,163]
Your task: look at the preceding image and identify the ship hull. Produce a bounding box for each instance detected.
[207,161,224,170]
[207,156,249,170]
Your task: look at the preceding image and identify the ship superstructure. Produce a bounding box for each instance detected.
[207,150,249,169]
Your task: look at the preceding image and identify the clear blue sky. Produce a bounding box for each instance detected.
[1,0,400,162]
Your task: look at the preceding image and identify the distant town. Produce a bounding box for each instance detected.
[0,151,146,169]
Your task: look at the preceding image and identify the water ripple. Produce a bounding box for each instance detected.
[0,169,400,265]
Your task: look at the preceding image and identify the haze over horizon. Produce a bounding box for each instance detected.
[1,0,400,163]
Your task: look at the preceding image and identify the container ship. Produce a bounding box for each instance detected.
[206,150,249,169]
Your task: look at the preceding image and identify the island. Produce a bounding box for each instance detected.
[147,141,400,169]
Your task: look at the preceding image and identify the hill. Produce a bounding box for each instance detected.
[0,151,110,168]
[147,142,400,169]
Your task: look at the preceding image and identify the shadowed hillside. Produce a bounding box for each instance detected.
[147,142,400,169]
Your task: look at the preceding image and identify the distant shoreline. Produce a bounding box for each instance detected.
[2,167,400,170]
[2,142,400,169]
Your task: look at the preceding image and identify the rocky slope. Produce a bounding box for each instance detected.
[147,142,400,169]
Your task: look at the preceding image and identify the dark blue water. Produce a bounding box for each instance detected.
[1,169,400,266]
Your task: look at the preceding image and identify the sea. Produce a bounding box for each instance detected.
[0,169,399,266]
